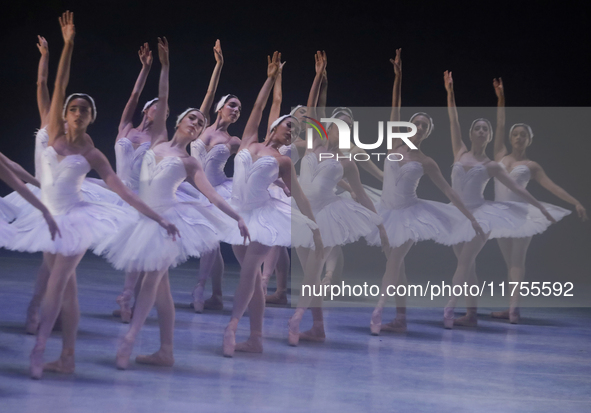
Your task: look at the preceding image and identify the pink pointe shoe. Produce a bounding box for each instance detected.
[223,325,236,358]
[443,307,455,329]
[116,292,133,323]
[288,317,300,347]
[370,308,383,336]
[29,342,45,380]
[116,336,135,370]
[192,285,205,313]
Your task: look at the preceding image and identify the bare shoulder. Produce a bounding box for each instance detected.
[182,155,201,174]
[420,155,439,173]
[485,160,502,174]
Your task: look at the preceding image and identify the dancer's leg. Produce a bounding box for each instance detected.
[223,243,271,357]
[262,246,280,294]
[136,271,175,366]
[265,247,289,304]
[26,259,51,334]
[30,252,85,379]
[114,270,141,322]
[116,268,168,369]
[204,246,224,310]
[192,248,218,312]
[371,241,413,335]
[321,246,344,285]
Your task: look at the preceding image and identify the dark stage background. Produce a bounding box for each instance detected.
[0,1,589,287]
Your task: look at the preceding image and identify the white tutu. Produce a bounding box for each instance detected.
[0,196,19,223]
[0,219,16,248]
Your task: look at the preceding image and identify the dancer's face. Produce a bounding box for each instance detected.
[177,110,206,141]
[219,98,241,123]
[510,126,531,148]
[411,114,431,144]
[292,106,307,123]
[273,118,293,146]
[65,98,93,131]
[470,120,491,144]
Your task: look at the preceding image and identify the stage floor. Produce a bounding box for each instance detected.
[0,251,590,413]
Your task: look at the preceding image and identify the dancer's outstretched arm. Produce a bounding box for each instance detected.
[199,40,224,120]
[47,11,75,145]
[240,52,280,149]
[117,43,152,138]
[150,37,171,148]
[0,154,59,239]
[0,152,40,187]
[279,156,324,254]
[530,163,588,220]
[490,162,556,223]
[444,71,467,160]
[37,36,50,128]
[493,78,507,161]
[304,51,327,152]
[268,59,285,131]
[317,61,328,119]
[389,48,402,123]
[185,157,250,243]
[423,157,485,238]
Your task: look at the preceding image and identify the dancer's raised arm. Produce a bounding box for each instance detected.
[0,154,59,239]
[47,11,75,145]
[0,152,40,187]
[268,59,285,131]
[305,51,326,119]
[317,61,328,119]
[240,52,280,149]
[199,40,224,120]
[444,71,467,160]
[150,37,170,148]
[37,36,50,128]
[389,48,401,123]
[117,43,152,137]
[493,77,507,161]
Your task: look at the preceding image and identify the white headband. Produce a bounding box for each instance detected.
[63,93,97,123]
[142,97,159,112]
[270,114,292,132]
[509,123,534,145]
[215,94,231,112]
[410,112,434,138]
[470,118,493,142]
[331,107,354,123]
[290,105,304,115]
[175,108,207,137]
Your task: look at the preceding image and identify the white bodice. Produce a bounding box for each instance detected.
[34,128,49,179]
[380,161,423,209]
[299,153,344,211]
[494,162,531,203]
[138,150,187,210]
[231,149,279,211]
[115,138,150,192]
[191,140,231,186]
[451,163,491,208]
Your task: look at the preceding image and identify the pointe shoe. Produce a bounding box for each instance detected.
[380,318,407,334]
[235,333,263,353]
[509,308,520,324]
[204,295,224,311]
[116,337,135,370]
[491,309,510,320]
[43,350,75,374]
[370,308,383,336]
[453,313,478,327]
[192,285,205,313]
[116,292,133,323]
[299,325,326,343]
[223,325,236,358]
[136,350,175,367]
[287,317,300,346]
[265,291,288,305]
[443,307,455,329]
[30,342,45,380]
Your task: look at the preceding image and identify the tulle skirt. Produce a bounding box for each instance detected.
[492,201,570,238]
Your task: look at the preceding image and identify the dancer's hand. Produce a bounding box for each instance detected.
[59,11,75,44]
[575,203,588,221]
[238,218,251,245]
[443,70,453,93]
[37,35,48,55]
[267,51,281,78]
[315,50,327,75]
[43,211,61,241]
[282,185,291,197]
[139,42,153,67]
[159,218,180,241]
[390,48,401,76]
[378,226,391,257]
[540,207,557,224]
[471,220,486,240]
[493,77,504,99]
[313,229,324,259]
[158,37,169,66]
[213,39,223,65]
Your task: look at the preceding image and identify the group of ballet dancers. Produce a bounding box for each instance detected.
[0,12,586,380]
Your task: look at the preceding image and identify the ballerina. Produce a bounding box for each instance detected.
[221,51,323,357]
[10,13,180,379]
[287,51,390,346]
[104,37,249,369]
[367,49,486,335]
[442,70,556,328]
[490,78,587,323]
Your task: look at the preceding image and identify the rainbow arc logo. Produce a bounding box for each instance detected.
[302,116,328,140]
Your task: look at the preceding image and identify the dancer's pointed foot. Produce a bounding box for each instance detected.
[43,349,75,374]
[116,336,135,370]
[204,295,224,311]
[192,285,205,313]
[370,307,383,336]
[299,323,325,342]
[235,333,263,353]
[29,341,45,380]
[265,291,287,305]
[491,309,510,319]
[443,307,455,329]
[136,348,174,367]
[453,313,478,327]
[223,324,236,357]
[381,318,407,334]
[288,316,301,346]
